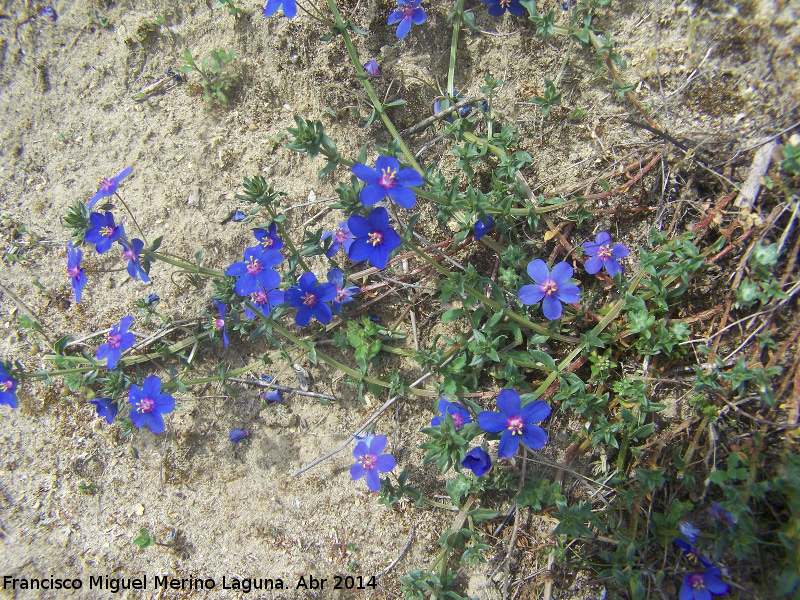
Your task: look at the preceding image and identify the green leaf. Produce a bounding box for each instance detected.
[467,509,500,522]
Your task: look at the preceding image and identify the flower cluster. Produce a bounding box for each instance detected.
[226,246,282,297]
[672,514,733,600]
[517,232,629,320]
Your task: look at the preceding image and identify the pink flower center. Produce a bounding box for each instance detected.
[0,379,14,392]
[688,574,705,589]
[507,416,524,435]
[378,167,397,188]
[246,258,262,275]
[214,318,225,329]
[334,227,349,242]
[541,279,558,296]
[105,333,122,348]
[452,413,465,430]
[98,177,114,191]
[302,292,317,307]
[122,247,136,261]
[335,289,348,302]
[138,397,155,413]
[67,266,81,279]
[598,245,612,260]
[368,232,383,246]
[251,291,268,305]
[100,225,116,238]
[359,453,377,470]
[261,237,274,248]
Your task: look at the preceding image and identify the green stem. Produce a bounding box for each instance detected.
[406,241,580,344]
[248,303,436,397]
[149,252,225,277]
[262,203,313,273]
[324,0,422,174]
[446,0,465,96]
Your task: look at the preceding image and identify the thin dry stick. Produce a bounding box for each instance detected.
[227,377,337,401]
[378,526,415,577]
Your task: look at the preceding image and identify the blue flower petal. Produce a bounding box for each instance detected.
[584,256,603,274]
[477,410,507,433]
[375,454,396,472]
[550,261,574,284]
[350,462,367,480]
[360,183,387,206]
[518,283,544,305]
[497,389,521,416]
[555,282,580,304]
[387,184,416,209]
[521,400,551,423]
[375,156,400,174]
[521,424,548,450]
[347,215,372,237]
[527,259,549,283]
[497,431,520,459]
[365,468,381,492]
[395,17,412,39]
[542,295,563,320]
[394,168,424,187]
[411,7,426,23]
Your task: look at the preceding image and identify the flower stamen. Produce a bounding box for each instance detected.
[378,167,397,188]
[507,416,524,435]
[302,292,317,307]
[138,397,155,413]
[246,258,262,275]
[368,232,383,246]
[0,380,14,392]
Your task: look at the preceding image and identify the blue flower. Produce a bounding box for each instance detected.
[387,0,426,39]
[679,522,701,544]
[244,288,285,320]
[261,389,282,402]
[478,389,550,459]
[121,238,150,283]
[462,447,492,476]
[707,501,736,528]
[582,231,629,277]
[322,222,355,258]
[351,434,396,492]
[347,207,403,270]
[517,259,580,320]
[285,273,337,327]
[480,0,526,16]
[213,301,229,348]
[474,216,493,240]
[254,223,283,251]
[673,539,714,569]
[679,568,729,600]
[327,269,360,313]
[232,210,247,222]
[128,375,175,434]
[351,155,424,209]
[431,396,473,431]
[66,242,86,303]
[0,363,19,409]
[433,90,473,122]
[91,398,118,424]
[88,167,132,209]
[225,246,283,297]
[229,428,249,443]
[85,211,124,254]
[364,60,380,76]
[96,316,136,370]
[39,5,57,21]
[263,0,296,18]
